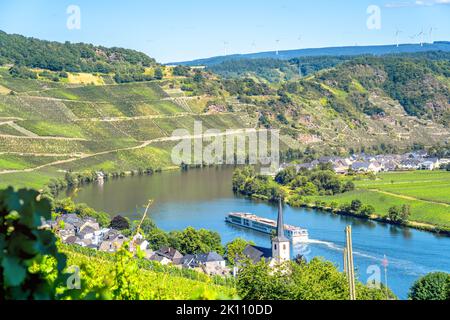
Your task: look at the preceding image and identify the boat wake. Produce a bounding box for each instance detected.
[293,238,432,277]
[296,239,343,252]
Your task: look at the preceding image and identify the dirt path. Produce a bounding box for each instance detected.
[369,189,450,207]
[0,151,85,157]
[72,112,199,123]
[0,134,86,141]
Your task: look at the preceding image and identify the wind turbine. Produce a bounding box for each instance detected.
[395,29,403,48]
[223,41,229,56]
[275,39,280,56]
[418,29,424,46]
[429,27,437,44]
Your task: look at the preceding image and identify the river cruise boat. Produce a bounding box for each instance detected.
[225,212,309,242]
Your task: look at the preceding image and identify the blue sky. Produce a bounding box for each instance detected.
[0,0,449,63]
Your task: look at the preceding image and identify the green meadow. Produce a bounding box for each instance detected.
[355,171,450,205]
[306,171,450,228]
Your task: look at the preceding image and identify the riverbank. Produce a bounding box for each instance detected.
[293,201,450,236]
[238,191,450,236]
[53,165,450,237]
[232,167,450,237]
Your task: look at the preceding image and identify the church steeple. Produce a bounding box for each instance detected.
[271,198,290,263]
[276,198,288,240]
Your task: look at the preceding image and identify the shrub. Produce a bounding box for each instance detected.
[409,272,450,300]
[0,188,66,299]
[110,215,130,231]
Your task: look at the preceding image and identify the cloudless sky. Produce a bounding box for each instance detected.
[0,0,449,63]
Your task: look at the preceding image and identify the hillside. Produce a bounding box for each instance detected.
[0,66,256,189]
[0,30,156,73]
[170,41,450,66]
[207,56,354,82]
[0,34,449,191]
[216,53,450,149]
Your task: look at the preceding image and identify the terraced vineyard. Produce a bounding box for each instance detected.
[0,71,259,189]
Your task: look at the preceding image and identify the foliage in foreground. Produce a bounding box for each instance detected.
[0,187,235,300]
[0,187,66,299]
[408,272,450,300]
[237,258,397,300]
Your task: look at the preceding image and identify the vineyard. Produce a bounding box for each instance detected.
[0,69,261,189]
[61,245,237,300]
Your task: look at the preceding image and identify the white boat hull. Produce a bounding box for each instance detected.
[226,214,309,242]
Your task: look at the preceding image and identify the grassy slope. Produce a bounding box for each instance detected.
[305,171,450,228]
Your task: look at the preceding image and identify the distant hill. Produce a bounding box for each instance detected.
[0,30,157,73]
[169,42,450,66]
[206,51,450,83]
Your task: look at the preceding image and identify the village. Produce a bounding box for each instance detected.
[42,214,232,276]
[42,200,294,278]
[280,150,450,174]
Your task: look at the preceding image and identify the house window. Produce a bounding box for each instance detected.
[274,244,277,250]
[283,244,286,250]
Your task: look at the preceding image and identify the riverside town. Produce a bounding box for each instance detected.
[0,0,449,315]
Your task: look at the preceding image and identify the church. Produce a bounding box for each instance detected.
[241,199,291,266]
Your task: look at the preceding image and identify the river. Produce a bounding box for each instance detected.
[64,166,450,299]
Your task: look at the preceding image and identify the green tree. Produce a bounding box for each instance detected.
[275,167,297,185]
[198,229,224,255]
[343,181,355,192]
[299,182,319,196]
[193,70,203,83]
[146,228,170,250]
[359,205,376,217]
[178,227,207,254]
[154,68,164,80]
[388,206,401,223]
[400,204,411,222]
[110,215,130,230]
[350,200,363,212]
[226,238,254,266]
[237,260,292,300]
[409,272,450,300]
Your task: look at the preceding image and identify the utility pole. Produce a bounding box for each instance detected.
[344,226,356,300]
[382,255,389,300]
[343,247,347,276]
